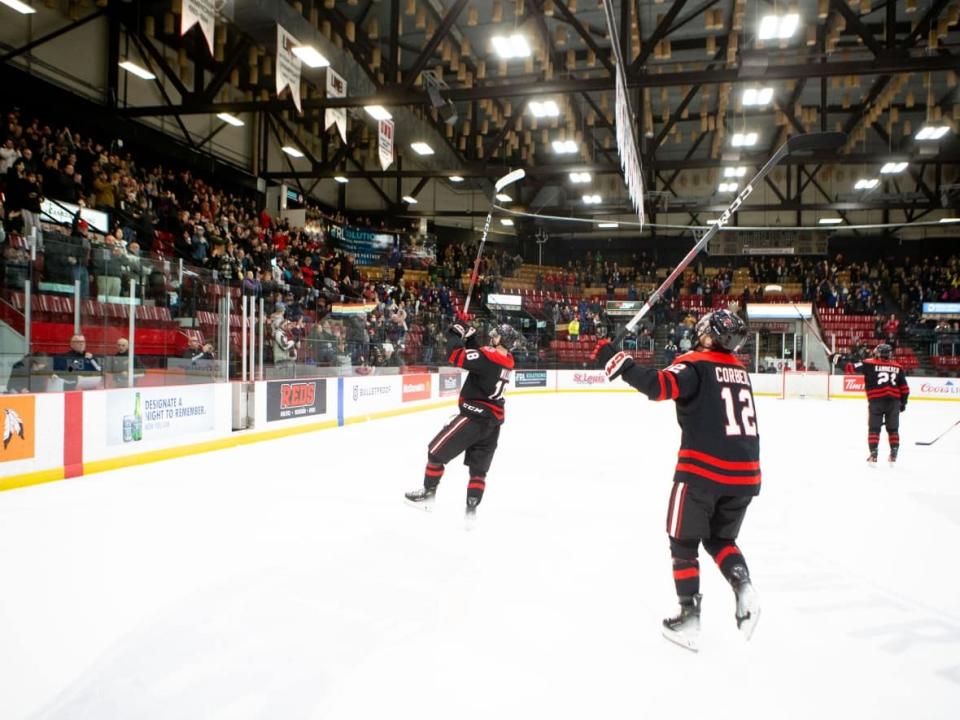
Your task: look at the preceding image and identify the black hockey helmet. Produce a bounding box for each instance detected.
[490,323,519,350]
[873,343,892,359]
[695,309,747,353]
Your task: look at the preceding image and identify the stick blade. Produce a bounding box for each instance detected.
[915,441,934,446]
[786,132,846,156]
[495,169,526,191]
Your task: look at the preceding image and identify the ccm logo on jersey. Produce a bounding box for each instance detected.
[462,402,485,414]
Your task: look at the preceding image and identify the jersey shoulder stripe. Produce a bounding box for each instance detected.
[676,350,743,366]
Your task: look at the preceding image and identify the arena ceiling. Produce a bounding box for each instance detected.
[3,0,960,232]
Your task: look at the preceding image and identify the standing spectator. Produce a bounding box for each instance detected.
[567,314,580,342]
[883,313,900,346]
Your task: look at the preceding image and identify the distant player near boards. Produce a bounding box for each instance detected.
[405,320,518,520]
[593,310,761,652]
[834,343,909,466]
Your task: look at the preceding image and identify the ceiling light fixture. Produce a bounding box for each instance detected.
[880,161,908,174]
[731,132,758,147]
[291,45,330,68]
[938,217,960,223]
[569,172,592,183]
[334,175,349,183]
[915,125,951,141]
[500,218,515,226]
[449,175,464,183]
[598,222,619,228]
[529,100,561,118]
[364,105,392,121]
[818,218,843,225]
[118,60,156,80]
[491,34,531,59]
[552,139,578,154]
[724,166,748,178]
[410,141,435,155]
[742,87,774,106]
[216,113,245,127]
[582,194,602,204]
[759,13,800,40]
[496,193,513,202]
[402,195,418,204]
[718,182,739,193]
[854,178,879,190]
[281,146,305,158]
[0,0,37,14]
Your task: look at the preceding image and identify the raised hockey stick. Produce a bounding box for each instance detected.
[761,285,833,355]
[462,169,526,316]
[915,418,960,446]
[609,132,846,346]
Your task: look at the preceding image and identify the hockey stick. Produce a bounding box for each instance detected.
[761,285,833,355]
[915,418,960,446]
[610,132,846,346]
[462,169,526,316]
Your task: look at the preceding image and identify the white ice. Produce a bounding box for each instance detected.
[1,393,959,719]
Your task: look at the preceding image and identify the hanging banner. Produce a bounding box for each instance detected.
[276,24,303,113]
[613,70,645,229]
[325,68,348,142]
[378,118,394,170]
[180,0,216,55]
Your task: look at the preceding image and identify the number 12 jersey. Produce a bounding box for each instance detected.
[618,350,761,497]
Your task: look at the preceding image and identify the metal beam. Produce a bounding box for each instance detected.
[196,37,252,104]
[830,0,885,57]
[0,7,107,63]
[128,34,196,148]
[132,33,191,101]
[553,0,615,75]
[402,0,470,89]
[631,0,689,72]
[901,0,951,48]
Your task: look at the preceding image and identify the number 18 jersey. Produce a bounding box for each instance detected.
[447,334,514,424]
[619,350,761,497]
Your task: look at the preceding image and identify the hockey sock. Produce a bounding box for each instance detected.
[424,462,444,491]
[467,474,486,504]
[672,558,700,598]
[707,544,749,585]
[888,431,900,454]
[868,432,880,455]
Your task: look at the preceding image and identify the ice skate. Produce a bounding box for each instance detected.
[888,450,898,468]
[404,486,436,511]
[464,496,480,529]
[730,566,761,640]
[661,594,701,652]
[866,452,878,468]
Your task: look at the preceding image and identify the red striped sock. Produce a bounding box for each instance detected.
[424,462,444,490]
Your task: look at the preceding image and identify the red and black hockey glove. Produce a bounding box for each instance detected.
[455,310,474,323]
[592,339,634,381]
[900,398,908,413]
[448,322,476,340]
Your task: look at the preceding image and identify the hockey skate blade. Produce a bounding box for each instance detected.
[661,627,699,653]
[404,497,435,512]
[737,606,761,641]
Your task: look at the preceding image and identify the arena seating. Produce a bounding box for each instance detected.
[816,308,880,353]
[931,356,960,375]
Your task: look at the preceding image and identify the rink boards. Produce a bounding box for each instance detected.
[2,369,958,492]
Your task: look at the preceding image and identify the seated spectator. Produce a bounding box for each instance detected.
[52,334,102,390]
[6,353,49,393]
[182,337,203,362]
[108,337,145,386]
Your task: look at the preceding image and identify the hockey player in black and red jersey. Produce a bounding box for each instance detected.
[405,320,518,519]
[834,343,909,466]
[593,310,761,652]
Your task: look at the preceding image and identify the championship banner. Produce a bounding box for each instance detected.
[180,0,216,55]
[325,68,347,142]
[614,70,645,229]
[276,24,303,113]
[378,118,394,170]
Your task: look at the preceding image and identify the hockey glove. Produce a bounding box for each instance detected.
[592,339,635,381]
[455,310,474,323]
[448,323,476,340]
[900,398,908,413]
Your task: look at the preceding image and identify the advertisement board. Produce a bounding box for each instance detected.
[514,370,548,388]
[0,395,35,462]
[267,379,327,422]
[105,385,215,446]
[40,199,110,234]
[402,373,432,402]
[922,302,960,315]
[843,375,865,392]
[910,377,960,400]
[439,371,462,397]
[570,371,608,387]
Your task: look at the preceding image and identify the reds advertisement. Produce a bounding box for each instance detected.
[402,373,432,402]
[267,379,327,421]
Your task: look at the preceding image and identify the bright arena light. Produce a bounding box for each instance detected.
[880,162,908,174]
[118,60,156,80]
[731,132,758,147]
[854,178,879,190]
[334,175,349,183]
[529,100,560,118]
[402,195,418,204]
[0,0,37,14]
[938,217,960,223]
[281,146,305,158]
[742,87,774,106]
[569,172,592,183]
[598,222,619,228]
[915,125,951,141]
[449,176,464,183]
[582,194,602,204]
[724,167,748,178]
[818,218,843,225]
[216,113,245,127]
[410,142,435,155]
[364,105,393,121]
[718,182,739,193]
[500,218,514,226]
[291,45,330,68]
[496,193,513,202]
[552,139,578,154]
[759,13,800,40]
[491,34,531,59]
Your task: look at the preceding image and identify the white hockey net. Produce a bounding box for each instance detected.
[781,371,831,400]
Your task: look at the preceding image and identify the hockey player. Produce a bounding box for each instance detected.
[405,321,518,518]
[593,309,761,652]
[833,343,909,465]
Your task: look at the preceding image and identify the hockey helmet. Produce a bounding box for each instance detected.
[695,309,747,353]
[490,323,519,350]
[873,343,892,360]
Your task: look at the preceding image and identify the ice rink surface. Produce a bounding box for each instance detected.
[1,392,959,719]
